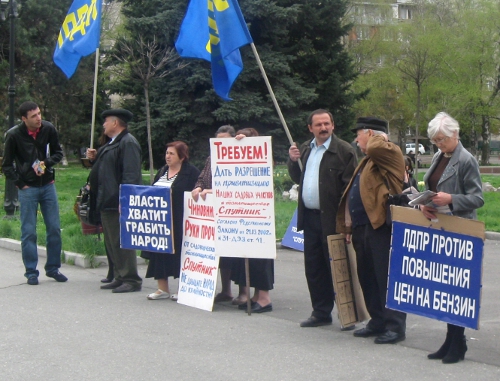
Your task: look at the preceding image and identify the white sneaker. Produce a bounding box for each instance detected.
[147,289,170,300]
[170,293,178,301]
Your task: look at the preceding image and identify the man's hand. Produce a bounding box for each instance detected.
[345,233,352,245]
[289,143,300,162]
[86,148,97,161]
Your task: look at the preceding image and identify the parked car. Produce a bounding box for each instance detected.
[406,143,425,155]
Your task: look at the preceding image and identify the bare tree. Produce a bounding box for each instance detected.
[113,37,188,182]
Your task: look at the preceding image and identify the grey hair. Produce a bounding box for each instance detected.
[215,125,236,137]
[360,129,385,137]
[427,112,459,140]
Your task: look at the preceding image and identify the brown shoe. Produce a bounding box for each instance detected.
[100,280,122,290]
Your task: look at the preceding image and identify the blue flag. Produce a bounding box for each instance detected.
[175,0,253,101]
[53,0,103,78]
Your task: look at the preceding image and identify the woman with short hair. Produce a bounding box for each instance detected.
[420,112,484,363]
[144,141,200,300]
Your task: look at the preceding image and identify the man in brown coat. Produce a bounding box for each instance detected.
[337,117,407,344]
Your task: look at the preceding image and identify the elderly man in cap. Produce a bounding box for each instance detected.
[337,117,407,343]
[87,109,143,293]
[288,109,357,329]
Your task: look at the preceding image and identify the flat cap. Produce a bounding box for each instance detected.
[101,109,133,123]
[351,117,387,133]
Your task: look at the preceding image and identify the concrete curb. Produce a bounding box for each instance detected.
[1,231,497,270]
[0,238,146,269]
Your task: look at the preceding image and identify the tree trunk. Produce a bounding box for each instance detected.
[481,115,490,166]
[144,85,154,184]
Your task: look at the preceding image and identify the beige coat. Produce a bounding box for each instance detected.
[337,135,405,233]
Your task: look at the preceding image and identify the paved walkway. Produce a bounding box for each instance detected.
[0,238,499,380]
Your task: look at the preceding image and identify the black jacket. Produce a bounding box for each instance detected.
[89,129,142,214]
[287,134,357,236]
[141,161,200,258]
[2,121,63,188]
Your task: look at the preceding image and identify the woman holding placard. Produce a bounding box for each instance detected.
[144,141,200,301]
[231,128,274,313]
[420,112,483,364]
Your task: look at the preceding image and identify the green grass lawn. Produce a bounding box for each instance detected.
[0,163,498,263]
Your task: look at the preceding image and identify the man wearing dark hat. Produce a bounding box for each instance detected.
[288,109,357,329]
[87,108,143,293]
[337,117,407,344]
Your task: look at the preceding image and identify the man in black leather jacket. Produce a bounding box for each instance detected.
[87,109,143,293]
[2,101,67,285]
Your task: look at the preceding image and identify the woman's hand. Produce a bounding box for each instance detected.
[191,187,202,201]
[431,192,452,206]
[420,204,437,220]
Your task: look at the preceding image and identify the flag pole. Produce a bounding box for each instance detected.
[90,48,100,150]
[249,43,302,169]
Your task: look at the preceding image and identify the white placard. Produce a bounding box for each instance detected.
[210,136,276,259]
[177,193,219,311]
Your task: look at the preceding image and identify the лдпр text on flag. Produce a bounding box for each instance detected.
[175,0,253,101]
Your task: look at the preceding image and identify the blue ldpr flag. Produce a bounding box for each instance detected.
[175,0,253,101]
[53,0,103,78]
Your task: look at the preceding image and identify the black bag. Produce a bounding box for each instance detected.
[386,193,410,226]
[384,176,411,226]
[74,184,99,226]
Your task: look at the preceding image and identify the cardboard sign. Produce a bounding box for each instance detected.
[210,136,276,259]
[119,184,173,253]
[387,206,485,329]
[178,193,219,311]
[281,209,304,251]
[328,234,370,328]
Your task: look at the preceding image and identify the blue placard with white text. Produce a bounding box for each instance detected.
[281,209,304,251]
[387,221,484,329]
[119,184,174,253]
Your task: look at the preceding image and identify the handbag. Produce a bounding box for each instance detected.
[384,178,411,226]
[74,183,100,227]
[386,193,410,226]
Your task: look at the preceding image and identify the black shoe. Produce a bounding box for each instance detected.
[428,333,452,360]
[238,301,257,310]
[100,278,113,283]
[112,283,142,293]
[251,302,272,313]
[442,335,467,364]
[100,280,123,289]
[300,316,332,328]
[353,327,386,338]
[27,276,38,285]
[47,271,68,282]
[374,330,406,344]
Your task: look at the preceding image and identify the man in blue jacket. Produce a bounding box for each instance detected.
[87,109,143,293]
[2,101,67,285]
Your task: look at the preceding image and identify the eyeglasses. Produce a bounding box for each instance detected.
[430,136,450,145]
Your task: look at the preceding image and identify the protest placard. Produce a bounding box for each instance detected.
[177,193,219,311]
[387,206,485,329]
[119,184,173,253]
[210,136,276,259]
[281,209,304,251]
[327,234,369,328]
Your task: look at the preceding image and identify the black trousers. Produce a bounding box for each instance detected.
[352,223,406,334]
[303,208,335,319]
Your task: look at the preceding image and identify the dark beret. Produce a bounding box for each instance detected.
[351,117,387,133]
[101,109,133,123]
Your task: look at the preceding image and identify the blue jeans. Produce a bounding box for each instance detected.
[19,183,62,278]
